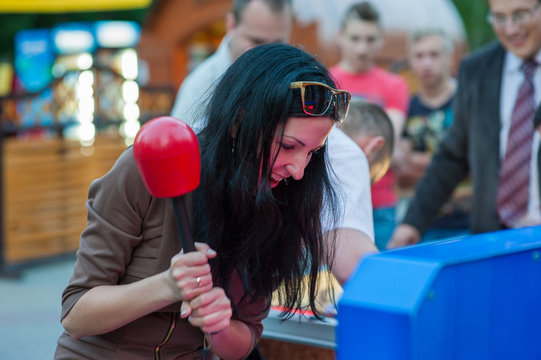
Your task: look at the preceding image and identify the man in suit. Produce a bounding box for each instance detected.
[389,0,541,248]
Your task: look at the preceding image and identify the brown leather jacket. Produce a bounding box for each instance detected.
[55,147,269,359]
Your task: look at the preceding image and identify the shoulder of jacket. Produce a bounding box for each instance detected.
[461,42,504,68]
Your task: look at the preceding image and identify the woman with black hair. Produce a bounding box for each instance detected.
[55,43,350,359]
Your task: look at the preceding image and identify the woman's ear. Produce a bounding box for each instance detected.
[361,135,384,165]
[225,12,236,34]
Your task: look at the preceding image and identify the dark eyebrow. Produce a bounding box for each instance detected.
[249,37,266,46]
[283,135,306,147]
[283,135,327,151]
[248,36,285,45]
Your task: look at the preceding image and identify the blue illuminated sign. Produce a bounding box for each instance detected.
[14,29,54,92]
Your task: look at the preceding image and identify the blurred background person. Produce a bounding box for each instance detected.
[389,0,541,249]
[171,0,292,127]
[330,1,409,250]
[394,27,471,243]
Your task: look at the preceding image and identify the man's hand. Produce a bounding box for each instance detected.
[387,224,421,249]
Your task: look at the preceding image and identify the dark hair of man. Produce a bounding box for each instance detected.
[194,43,340,319]
[232,0,292,23]
[341,1,380,29]
[341,99,394,166]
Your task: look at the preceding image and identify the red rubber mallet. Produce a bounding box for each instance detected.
[133,116,200,252]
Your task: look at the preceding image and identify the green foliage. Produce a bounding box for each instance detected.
[451,0,496,50]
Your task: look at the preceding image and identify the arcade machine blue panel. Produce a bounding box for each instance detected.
[337,226,541,360]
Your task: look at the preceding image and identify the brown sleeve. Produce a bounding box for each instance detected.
[60,147,154,320]
[228,271,271,355]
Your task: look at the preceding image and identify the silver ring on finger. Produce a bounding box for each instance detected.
[196,276,202,288]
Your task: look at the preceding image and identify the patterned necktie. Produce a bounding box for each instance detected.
[497,59,538,227]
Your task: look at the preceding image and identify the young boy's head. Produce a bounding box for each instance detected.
[339,99,394,184]
[407,27,454,91]
[337,2,384,74]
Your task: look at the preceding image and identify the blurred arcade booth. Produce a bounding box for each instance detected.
[0,22,145,266]
[0,0,152,269]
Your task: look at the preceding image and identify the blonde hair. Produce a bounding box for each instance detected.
[408,27,453,53]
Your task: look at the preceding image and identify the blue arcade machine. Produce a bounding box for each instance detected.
[337,226,541,359]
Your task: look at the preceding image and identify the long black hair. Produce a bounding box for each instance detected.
[192,43,341,318]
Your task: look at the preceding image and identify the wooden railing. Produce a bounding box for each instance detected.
[3,135,127,262]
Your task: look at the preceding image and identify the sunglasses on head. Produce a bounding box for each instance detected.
[289,81,351,122]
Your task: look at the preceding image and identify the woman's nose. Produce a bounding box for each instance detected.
[286,155,308,180]
[287,164,304,180]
